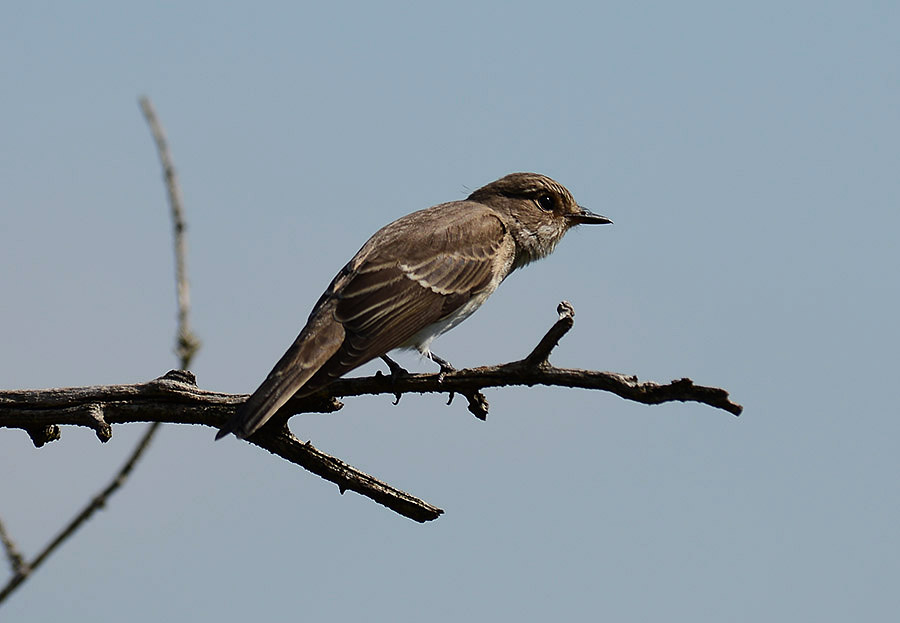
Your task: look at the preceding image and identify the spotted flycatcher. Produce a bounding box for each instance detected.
[217,172,611,439]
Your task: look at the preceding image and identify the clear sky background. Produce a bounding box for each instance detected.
[2,2,898,621]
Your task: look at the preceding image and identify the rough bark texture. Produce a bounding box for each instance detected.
[1,304,742,524]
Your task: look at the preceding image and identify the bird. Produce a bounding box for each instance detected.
[216,172,611,440]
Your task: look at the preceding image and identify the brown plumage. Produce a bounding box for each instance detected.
[217,172,610,439]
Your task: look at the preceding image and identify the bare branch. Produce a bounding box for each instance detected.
[248,426,444,523]
[323,364,742,417]
[523,300,575,365]
[0,371,438,522]
[139,96,201,368]
[1,303,743,530]
[0,421,160,603]
[0,518,27,576]
[322,302,743,418]
[0,97,204,607]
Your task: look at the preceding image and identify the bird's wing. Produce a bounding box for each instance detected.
[305,204,510,386]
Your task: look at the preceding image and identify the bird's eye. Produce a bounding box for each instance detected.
[537,194,554,212]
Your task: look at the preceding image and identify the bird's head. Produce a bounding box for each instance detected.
[468,172,611,267]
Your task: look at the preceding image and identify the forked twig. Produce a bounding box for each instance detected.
[0,96,199,606]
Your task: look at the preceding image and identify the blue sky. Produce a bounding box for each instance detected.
[2,2,899,620]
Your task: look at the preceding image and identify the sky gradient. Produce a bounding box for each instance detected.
[2,2,899,621]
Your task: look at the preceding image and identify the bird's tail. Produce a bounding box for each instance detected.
[216,307,345,440]
[215,368,308,440]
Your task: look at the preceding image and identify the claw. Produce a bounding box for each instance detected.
[428,352,455,383]
[380,355,407,404]
[380,355,409,382]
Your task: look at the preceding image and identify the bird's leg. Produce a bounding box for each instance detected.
[426,352,457,405]
[426,352,487,417]
[380,355,409,405]
[380,354,409,382]
[427,352,456,378]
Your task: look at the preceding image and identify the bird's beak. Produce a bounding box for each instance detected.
[569,206,612,225]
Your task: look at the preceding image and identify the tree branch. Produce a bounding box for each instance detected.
[325,301,743,417]
[1,303,743,527]
[139,95,200,368]
[0,96,202,607]
[0,421,160,603]
[0,518,26,576]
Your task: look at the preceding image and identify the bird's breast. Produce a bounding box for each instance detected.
[400,288,495,357]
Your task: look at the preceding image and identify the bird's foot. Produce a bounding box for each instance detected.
[380,355,409,405]
[427,352,456,383]
[380,354,410,382]
[426,351,457,403]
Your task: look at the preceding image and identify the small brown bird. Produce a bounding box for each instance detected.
[216,172,611,439]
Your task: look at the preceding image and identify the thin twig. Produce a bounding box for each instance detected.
[0,423,160,603]
[0,96,201,607]
[524,301,576,365]
[250,426,444,522]
[0,518,26,576]
[139,95,200,368]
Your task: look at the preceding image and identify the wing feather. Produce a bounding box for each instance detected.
[305,205,510,388]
